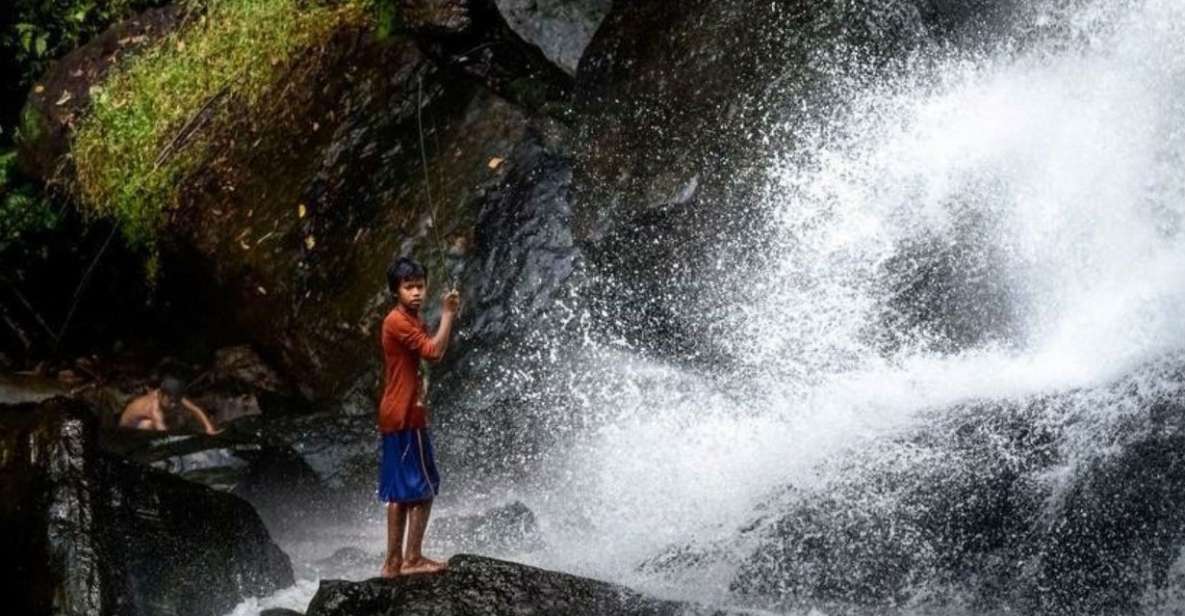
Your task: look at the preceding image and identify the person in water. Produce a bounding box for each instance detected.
[378,256,460,577]
[118,376,221,435]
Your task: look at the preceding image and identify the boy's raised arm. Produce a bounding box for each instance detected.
[390,291,460,362]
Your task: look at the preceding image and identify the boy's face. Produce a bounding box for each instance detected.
[397,278,426,312]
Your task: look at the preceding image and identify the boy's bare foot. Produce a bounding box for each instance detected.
[400,557,446,575]
[379,560,402,578]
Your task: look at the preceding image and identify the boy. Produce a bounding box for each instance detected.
[378,256,460,577]
[118,376,221,435]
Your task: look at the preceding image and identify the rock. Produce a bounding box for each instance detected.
[1,396,294,616]
[261,609,305,616]
[305,554,724,616]
[17,4,183,179]
[201,345,301,417]
[432,501,543,554]
[0,372,67,405]
[211,345,293,396]
[18,7,538,402]
[495,0,611,75]
[398,0,574,115]
[313,547,377,573]
[106,419,336,535]
[570,0,1022,360]
[424,128,588,485]
[727,355,1185,613]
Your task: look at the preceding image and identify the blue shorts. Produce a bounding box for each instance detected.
[378,429,440,503]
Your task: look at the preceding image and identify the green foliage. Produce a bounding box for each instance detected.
[1,0,167,143]
[71,0,365,252]
[0,149,59,252]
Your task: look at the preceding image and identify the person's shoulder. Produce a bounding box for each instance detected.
[384,307,416,332]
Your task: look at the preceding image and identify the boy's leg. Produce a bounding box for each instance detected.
[380,502,407,577]
[401,500,445,573]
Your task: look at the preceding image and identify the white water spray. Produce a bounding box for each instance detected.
[523,0,1185,604]
[228,0,1185,612]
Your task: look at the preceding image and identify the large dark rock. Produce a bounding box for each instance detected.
[495,0,611,75]
[726,355,1185,614]
[306,554,723,616]
[397,0,575,115]
[17,5,183,182]
[1,397,294,616]
[17,6,547,402]
[570,0,1029,361]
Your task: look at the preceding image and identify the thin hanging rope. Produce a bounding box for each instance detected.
[416,74,454,290]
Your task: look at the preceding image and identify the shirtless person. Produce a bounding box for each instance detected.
[118,377,221,435]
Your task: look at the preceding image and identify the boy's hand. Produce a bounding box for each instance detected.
[443,289,461,315]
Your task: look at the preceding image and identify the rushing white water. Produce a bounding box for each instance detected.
[522,0,1185,604]
[228,0,1185,613]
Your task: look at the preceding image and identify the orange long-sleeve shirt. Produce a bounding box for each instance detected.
[378,307,439,433]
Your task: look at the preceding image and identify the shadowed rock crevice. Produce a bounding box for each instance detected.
[1,397,293,616]
[396,0,576,116]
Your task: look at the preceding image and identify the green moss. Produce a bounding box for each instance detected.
[71,0,365,252]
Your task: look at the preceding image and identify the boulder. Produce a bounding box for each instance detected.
[431,501,543,554]
[397,0,575,115]
[495,0,611,75]
[17,5,183,181]
[305,554,724,616]
[727,355,1185,613]
[570,0,1027,359]
[18,5,552,402]
[1,396,294,616]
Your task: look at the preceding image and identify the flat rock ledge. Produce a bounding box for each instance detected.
[306,554,727,616]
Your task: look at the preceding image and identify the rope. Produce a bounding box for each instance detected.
[416,74,455,291]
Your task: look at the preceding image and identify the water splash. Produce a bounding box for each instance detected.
[523,0,1185,605]
[227,0,1185,612]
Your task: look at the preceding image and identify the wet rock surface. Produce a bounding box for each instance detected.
[570,0,1026,361]
[398,0,574,115]
[725,355,1185,614]
[18,8,536,402]
[495,0,610,75]
[1,396,293,616]
[306,554,723,616]
[432,501,543,555]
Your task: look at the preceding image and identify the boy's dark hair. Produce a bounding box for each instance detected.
[160,377,185,398]
[387,256,427,293]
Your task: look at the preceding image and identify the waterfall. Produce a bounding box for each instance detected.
[515,0,1185,607]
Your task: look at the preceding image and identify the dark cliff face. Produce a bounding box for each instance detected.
[0,397,293,616]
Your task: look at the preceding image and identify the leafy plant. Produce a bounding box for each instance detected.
[0,149,59,252]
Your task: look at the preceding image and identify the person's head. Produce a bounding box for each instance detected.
[159,377,185,410]
[387,256,428,312]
